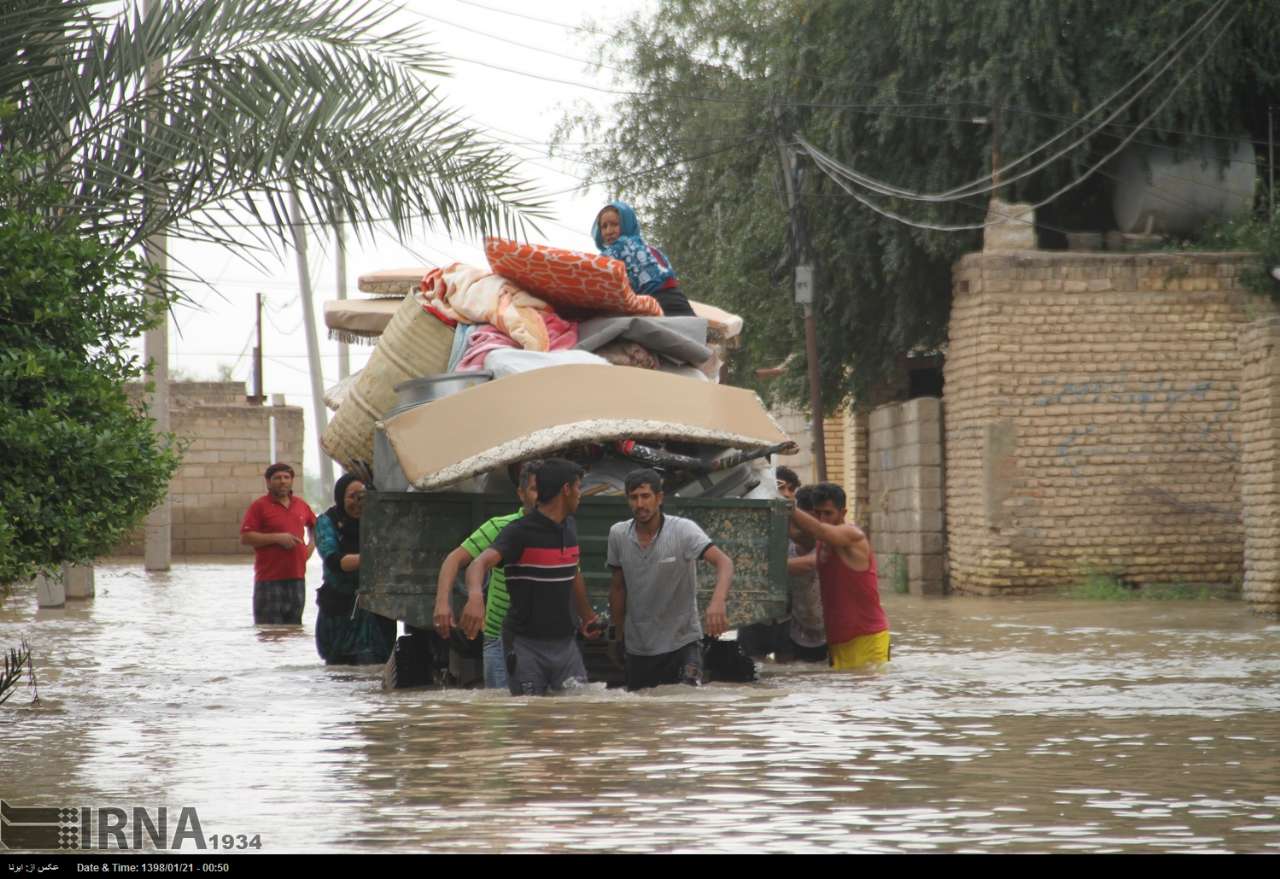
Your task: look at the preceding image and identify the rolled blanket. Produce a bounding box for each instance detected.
[419,263,551,352]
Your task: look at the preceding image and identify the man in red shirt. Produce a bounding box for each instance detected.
[788,482,890,670]
[240,463,317,624]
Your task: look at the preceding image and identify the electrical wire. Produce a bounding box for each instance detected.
[798,2,1244,233]
[451,0,1264,157]
[792,0,1231,205]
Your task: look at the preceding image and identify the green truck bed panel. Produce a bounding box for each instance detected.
[360,491,790,631]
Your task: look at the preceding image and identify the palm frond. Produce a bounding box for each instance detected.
[1,0,548,255]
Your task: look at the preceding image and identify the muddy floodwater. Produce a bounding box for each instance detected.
[3,558,1279,854]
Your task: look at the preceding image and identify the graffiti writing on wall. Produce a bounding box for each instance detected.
[1034,374,1214,413]
[1033,375,1239,479]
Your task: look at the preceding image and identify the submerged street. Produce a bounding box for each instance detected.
[3,559,1278,854]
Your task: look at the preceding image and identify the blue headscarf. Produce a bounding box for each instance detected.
[591,200,675,294]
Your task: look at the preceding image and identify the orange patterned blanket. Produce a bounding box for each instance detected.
[485,238,663,317]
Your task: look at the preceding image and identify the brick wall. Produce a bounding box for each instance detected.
[120,382,305,556]
[770,405,869,525]
[944,250,1260,594]
[1240,317,1280,616]
[868,398,946,595]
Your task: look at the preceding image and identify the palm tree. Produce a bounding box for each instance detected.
[0,0,547,254]
[1,0,548,570]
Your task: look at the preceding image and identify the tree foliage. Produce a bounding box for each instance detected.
[559,0,1280,409]
[0,149,181,585]
[0,0,554,579]
[0,0,549,257]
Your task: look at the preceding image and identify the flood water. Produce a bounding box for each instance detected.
[3,558,1279,854]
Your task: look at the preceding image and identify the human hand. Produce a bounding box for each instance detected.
[459,595,485,640]
[580,615,604,640]
[276,533,303,549]
[777,480,797,501]
[606,637,626,669]
[433,598,455,637]
[705,599,728,638]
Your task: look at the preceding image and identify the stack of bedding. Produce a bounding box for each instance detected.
[322,240,779,494]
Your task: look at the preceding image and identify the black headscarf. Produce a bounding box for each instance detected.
[323,473,368,561]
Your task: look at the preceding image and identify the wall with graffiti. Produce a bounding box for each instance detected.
[944,250,1265,594]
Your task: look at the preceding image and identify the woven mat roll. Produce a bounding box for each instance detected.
[322,292,454,470]
[323,370,361,412]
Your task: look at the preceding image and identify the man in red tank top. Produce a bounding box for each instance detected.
[788,482,890,670]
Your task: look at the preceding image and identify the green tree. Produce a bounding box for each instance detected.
[1,0,547,256]
[560,0,1280,409]
[0,149,181,585]
[0,0,550,579]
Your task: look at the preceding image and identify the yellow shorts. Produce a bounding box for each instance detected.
[828,630,890,670]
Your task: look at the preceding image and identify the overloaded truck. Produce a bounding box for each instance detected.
[320,261,799,686]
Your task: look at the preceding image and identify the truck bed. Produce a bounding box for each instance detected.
[359,491,791,631]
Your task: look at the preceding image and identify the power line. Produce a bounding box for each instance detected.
[543,133,771,198]
[155,131,768,237]
[452,0,604,36]
[793,0,1232,206]
[799,3,1244,233]
[455,0,1270,156]
[394,4,624,78]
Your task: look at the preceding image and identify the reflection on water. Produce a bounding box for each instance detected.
[2,559,1278,853]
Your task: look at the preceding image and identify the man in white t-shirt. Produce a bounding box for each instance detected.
[607,468,734,690]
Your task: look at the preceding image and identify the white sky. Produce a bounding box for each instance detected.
[141,0,650,478]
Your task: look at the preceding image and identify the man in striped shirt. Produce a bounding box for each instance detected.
[433,461,541,689]
[462,458,602,696]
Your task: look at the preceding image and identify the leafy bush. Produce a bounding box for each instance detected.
[1183,210,1280,301]
[1065,570,1221,601]
[0,150,180,585]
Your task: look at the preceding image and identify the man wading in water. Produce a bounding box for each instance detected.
[788,483,890,670]
[239,462,316,625]
[607,468,734,690]
[461,458,601,696]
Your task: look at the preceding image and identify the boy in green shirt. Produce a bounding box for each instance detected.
[432,462,540,688]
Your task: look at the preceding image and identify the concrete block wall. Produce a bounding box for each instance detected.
[771,404,869,525]
[120,382,305,556]
[868,397,946,595]
[772,406,815,481]
[944,250,1260,594]
[842,409,870,529]
[824,416,845,486]
[1240,317,1280,616]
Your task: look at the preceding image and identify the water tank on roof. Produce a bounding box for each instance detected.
[1111,137,1257,235]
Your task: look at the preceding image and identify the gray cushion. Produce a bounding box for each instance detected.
[574,316,711,366]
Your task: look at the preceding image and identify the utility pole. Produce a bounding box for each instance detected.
[249,292,264,403]
[142,0,170,572]
[776,134,827,481]
[335,214,350,381]
[1269,105,1275,218]
[990,96,1004,190]
[289,188,335,488]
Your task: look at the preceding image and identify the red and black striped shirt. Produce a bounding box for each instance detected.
[491,509,580,639]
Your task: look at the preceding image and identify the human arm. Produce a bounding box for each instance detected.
[608,567,626,641]
[573,569,600,639]
[701,545,733,638]
[787,548,817,576]
[314,516,347,576]
[304,523,317,560]
[788,506,871,571]
[461,547,501,640]
[240,531,301,549]
[607,566,627,665]
[432,545,475,636]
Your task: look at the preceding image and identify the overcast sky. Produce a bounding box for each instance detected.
[142,0,650,478]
